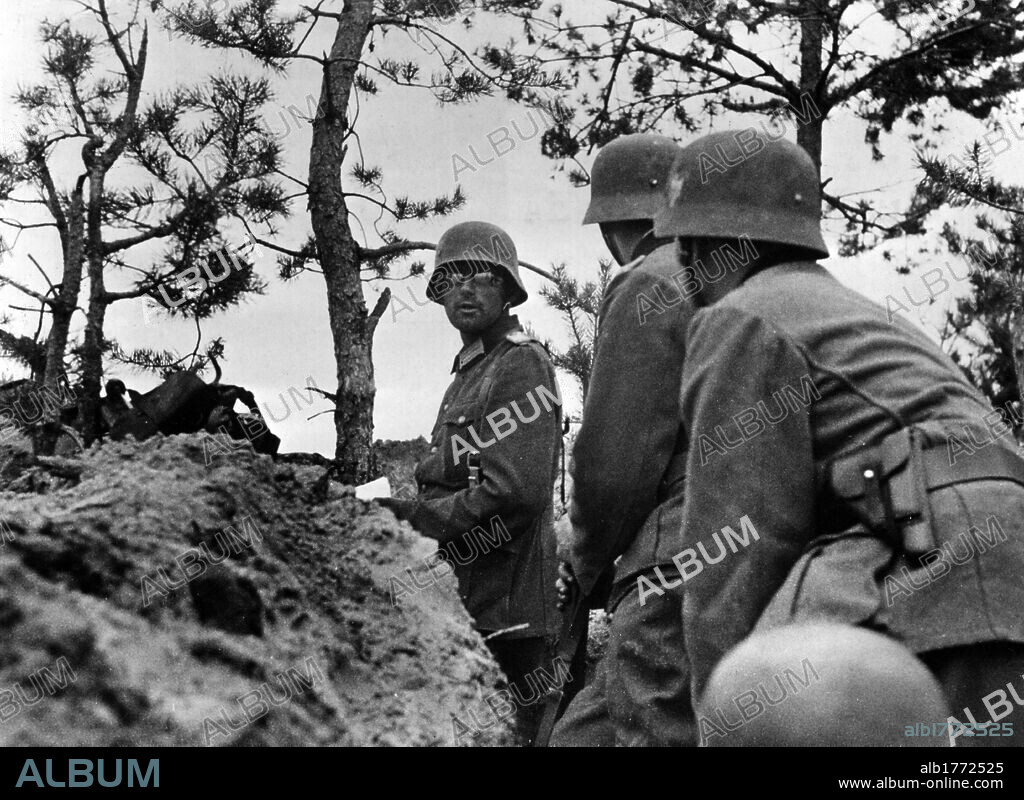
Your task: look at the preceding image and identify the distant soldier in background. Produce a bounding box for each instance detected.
[380,221,576,745]
[552,134,699,746]
[654,131,1024,747]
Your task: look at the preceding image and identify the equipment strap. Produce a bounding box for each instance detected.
[820,425,1024,558]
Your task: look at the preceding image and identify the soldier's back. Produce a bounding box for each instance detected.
[718,260,994,456]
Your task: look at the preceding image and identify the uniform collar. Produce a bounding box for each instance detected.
[617,253,646,274]
[743,260,825,288]
[452,315,521,373]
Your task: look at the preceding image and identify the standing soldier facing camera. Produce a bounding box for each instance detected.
[552,133,699,746]
[379,221,576,746]
[654,131,1024,746]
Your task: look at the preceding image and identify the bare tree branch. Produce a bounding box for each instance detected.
[609,0,801,96]
[366,285,391,337]
[359,239,556,282]
[0,273,55,305]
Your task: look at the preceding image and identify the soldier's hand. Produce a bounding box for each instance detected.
[556,561,577,611]
[377,497,416,523]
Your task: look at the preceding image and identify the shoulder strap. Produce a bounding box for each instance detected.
[475,334,554,420]
[475,345,508,418]
[619,253,646,274]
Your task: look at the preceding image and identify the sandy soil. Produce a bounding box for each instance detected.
[0,435,514,746]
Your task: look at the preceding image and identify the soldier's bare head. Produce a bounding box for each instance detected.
[697,623,949,747]
[104,379,127,398]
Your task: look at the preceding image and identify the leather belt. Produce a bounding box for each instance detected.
[921,442,1024,490]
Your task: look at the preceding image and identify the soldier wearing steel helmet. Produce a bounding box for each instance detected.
[551,133,699,746]
[379,221,572,746]
[654,130,1024,745]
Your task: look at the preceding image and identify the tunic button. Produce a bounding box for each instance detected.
[444,404,449,410]
[457,415,466,424]
[431,446,438,453]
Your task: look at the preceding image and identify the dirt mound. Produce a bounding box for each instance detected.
[0,435,513,746]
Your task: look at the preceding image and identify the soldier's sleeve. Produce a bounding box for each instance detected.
[407,343,560,545]
[679,305,816,699]
[562,268,691,596]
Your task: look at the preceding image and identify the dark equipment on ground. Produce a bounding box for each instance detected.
[104,362,280,455]
[2,362,280,456]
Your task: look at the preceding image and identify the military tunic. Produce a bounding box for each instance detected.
[561,243,693,597]
[553,243,697,746]
[409,315,562,641]
[678,261,1024,733]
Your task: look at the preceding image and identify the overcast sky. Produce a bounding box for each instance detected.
[2,1,1023,456]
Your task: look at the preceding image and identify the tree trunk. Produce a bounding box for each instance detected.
[79,170,108,446]
[797,0,825,177]
[37,188,87,453]
[308,0,378,484]
[80,290,106,446]
[43,194,85,393]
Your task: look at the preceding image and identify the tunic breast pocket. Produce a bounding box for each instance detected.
[440,404,480,483]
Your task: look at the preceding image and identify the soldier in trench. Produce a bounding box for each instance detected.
[378,221,578,745]
[652,131,1024,746]
[551,133,699,746]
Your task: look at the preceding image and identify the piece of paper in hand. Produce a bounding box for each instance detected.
[355,477,392,501]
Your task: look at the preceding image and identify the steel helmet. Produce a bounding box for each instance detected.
[583,133,681,225]
[698,623,948,747]
[654,131,829,259]
[427,221,528,306]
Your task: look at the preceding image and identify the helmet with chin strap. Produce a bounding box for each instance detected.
[427,221,528,306]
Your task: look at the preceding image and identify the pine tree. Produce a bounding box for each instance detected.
[0,0,287,448]
[164,0,563,481]
[918,146,1024,416]
[487,0,1024,253]
[539,260,612,402]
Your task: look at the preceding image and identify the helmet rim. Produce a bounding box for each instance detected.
[654,131,829,259]
[584,133,680,226]
[427,221,527,306]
